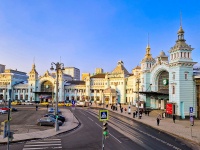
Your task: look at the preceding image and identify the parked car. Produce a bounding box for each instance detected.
[40,102,49,106]
[76,101,86,107]
[0,107,18,112]
[48,107,62,114]
[0,109,7,114]
[44,114,65,122]
[58,102,65,107]
[65,100,72,106]
[37,117,63,127]
[11,101,21,105]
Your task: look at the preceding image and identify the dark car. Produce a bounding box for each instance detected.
[44,114,66,122]
[48,107,62,114]
[37,117,63,127]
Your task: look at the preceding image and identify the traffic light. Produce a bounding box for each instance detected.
[0,121,8,138]
[103,121,108,138]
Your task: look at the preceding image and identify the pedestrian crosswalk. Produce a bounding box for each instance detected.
[23,138,62,150]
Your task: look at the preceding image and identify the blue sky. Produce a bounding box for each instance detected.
[0,0,200,76]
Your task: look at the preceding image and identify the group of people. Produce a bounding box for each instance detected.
[156,113,176,126]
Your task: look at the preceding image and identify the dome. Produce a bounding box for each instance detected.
[159,50,166,57]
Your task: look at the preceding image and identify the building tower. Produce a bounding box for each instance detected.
[140,36,155,107]
[169,20,196,119]
[28,63,38,102]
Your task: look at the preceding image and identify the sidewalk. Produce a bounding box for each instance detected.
[94,104,200,145]
[0,108,80,144]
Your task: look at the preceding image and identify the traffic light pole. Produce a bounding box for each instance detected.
[7,90,11,150]
[102,122,104,150]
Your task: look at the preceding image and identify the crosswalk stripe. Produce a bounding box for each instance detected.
[23,146,62,150]
[23,138,62,150]
[26,141,61,144]
[24,144,61,147]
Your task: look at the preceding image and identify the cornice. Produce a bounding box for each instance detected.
[169,61,197,67]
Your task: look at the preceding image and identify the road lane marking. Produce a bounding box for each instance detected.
[88,117,94,121]
[109,133,122,143]
[95,122,102,128]
[79,110,86,116]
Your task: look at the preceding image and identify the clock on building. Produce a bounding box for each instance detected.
[163,79,168,86]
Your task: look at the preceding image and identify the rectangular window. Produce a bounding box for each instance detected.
[185,73,188,80]
[173,74,175,80]
[172,86,175,94]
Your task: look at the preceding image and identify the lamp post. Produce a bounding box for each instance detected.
[136,78,140,119]
[50,62,64,132]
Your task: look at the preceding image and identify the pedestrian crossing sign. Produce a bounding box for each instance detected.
[99,110,108,121]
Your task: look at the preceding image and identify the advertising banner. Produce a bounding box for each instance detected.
[166,103,173,114]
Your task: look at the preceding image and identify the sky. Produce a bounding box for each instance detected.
[0,0,200,76]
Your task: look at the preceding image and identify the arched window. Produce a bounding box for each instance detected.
[158,71,169,93]
[188,52,190,58]
[181,52,182,57]
[41,81,53,92]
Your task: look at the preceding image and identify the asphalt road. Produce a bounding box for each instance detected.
[0,106,199,150]
[0,105,53,134]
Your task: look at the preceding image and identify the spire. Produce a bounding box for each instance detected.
[146,33,151,56]
[177,12,185,41]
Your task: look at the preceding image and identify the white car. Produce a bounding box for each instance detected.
[0,109,7,114]
[76,101,86,107]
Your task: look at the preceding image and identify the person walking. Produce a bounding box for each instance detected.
[120,107,123,113]
[135,110,138,117]
[173,114,176,123]
[128,106,131,114]
[36,105,38,111]
[156,113,161,126]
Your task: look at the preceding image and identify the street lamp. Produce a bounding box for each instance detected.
[136,78,141,119]
[50,62,65,132]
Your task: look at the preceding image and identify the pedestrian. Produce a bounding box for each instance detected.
[157,113,161,126]
[124,107,127,113]
[47,104,49,109]
[136,110,138,117]
[173,114,176,123]
[133,112,135,118]
[144,109,147,116]
[120,107,123,113]
[128,106,131,114]
[36,105,38,111]
[139,112,142,119]
[147,110,150,116]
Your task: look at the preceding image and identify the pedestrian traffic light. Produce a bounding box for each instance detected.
[0,121,8,138]
[103,121,108,138]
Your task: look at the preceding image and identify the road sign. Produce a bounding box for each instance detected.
[99,110,108,121]
[72,100,75,105]
[189,107,193,113]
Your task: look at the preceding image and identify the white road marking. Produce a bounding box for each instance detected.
[109,133,122,143]
[88,117,93,121]
[23,147,62,150]
[24,144,61,147]
[95,122,102,128]
[26,141,61,144]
